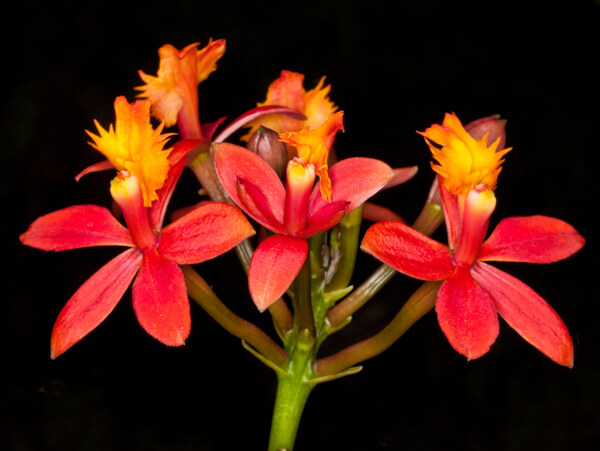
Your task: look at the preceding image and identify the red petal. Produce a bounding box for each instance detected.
[248,235,308,312]
[236,177,287,233]
[159,202,255,264]
[439,178,461,249]
[300,200,349,238]
[308,157,395,215]
[472,262,574,367]
[50,248,142,358]
[383,166,419,189]
[202,116,228,141]
[361,222,454,280]
[213,106,306,143]
[132,248,190,346]
[75,160,115,182]
[479,215,585,263]
[149,139,202,229]
[214,142,285,223]
[436,265,499,360]
[362,202,406,223]
[20,205,134,251]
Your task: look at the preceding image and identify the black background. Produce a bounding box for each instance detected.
[3,1,599,449]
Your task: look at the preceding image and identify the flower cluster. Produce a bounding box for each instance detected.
[20,37,585,450]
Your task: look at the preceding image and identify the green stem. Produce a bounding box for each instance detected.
[326,205,363,292]
[187,145,230,203]
[293,255,315,338]
[182,265,288,367]
[412,176,444,237]
[315,281,441,377]
[326,263,397,329]
[268,349,315,451]
[268,255,317,451]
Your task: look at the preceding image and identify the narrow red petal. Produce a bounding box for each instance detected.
[132,248,190,346]
[472,262,574,367]
[213,106,306,143]
[50,248,142,358]
[436,265,499,360]
[236,177,287,233]
[479,215,585,263]
[248,235,308,312]
[362,202,406,223]
[308,157,395,215]
[361,222,454,280]
[20,205,134,251]
[149,139,202,229]
[202,116,228,141]
[439,178,461,249]
[159,202,255,264]
[214,142,285,222]
[383,166,419,189]
[75,160,115,182]
[301,200,349,238]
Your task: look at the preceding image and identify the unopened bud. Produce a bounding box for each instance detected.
[465,115,507,150]
[246,126,288,178]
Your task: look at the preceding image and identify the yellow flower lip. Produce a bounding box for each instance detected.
[279,111,344,202]
[86,96,174,207]
[420,113,511,196]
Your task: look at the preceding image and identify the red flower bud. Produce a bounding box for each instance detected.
[246,126,288,178]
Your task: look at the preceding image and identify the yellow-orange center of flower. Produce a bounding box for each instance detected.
[87,96,174,207]
[420,113,511,196]
[279,111,344,202]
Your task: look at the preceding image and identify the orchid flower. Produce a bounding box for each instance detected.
[215,112,396,311]
[136,39,226,140]
[362,113,584,366]
[20,97,254,358]
[241,70,337,141]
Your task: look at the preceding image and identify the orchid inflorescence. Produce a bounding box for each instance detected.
[20,39,585,450]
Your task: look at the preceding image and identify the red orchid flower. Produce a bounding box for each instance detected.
[215,112,396,312]
[362,113,584,366]
[20,97,254,358]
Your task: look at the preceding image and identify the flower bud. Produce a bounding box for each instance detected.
[465,114,507,151]
[246,125,288,178]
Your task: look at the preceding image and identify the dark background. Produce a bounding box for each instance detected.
[3,1,598,449]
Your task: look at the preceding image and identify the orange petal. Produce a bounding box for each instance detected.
[241,70,337,140]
